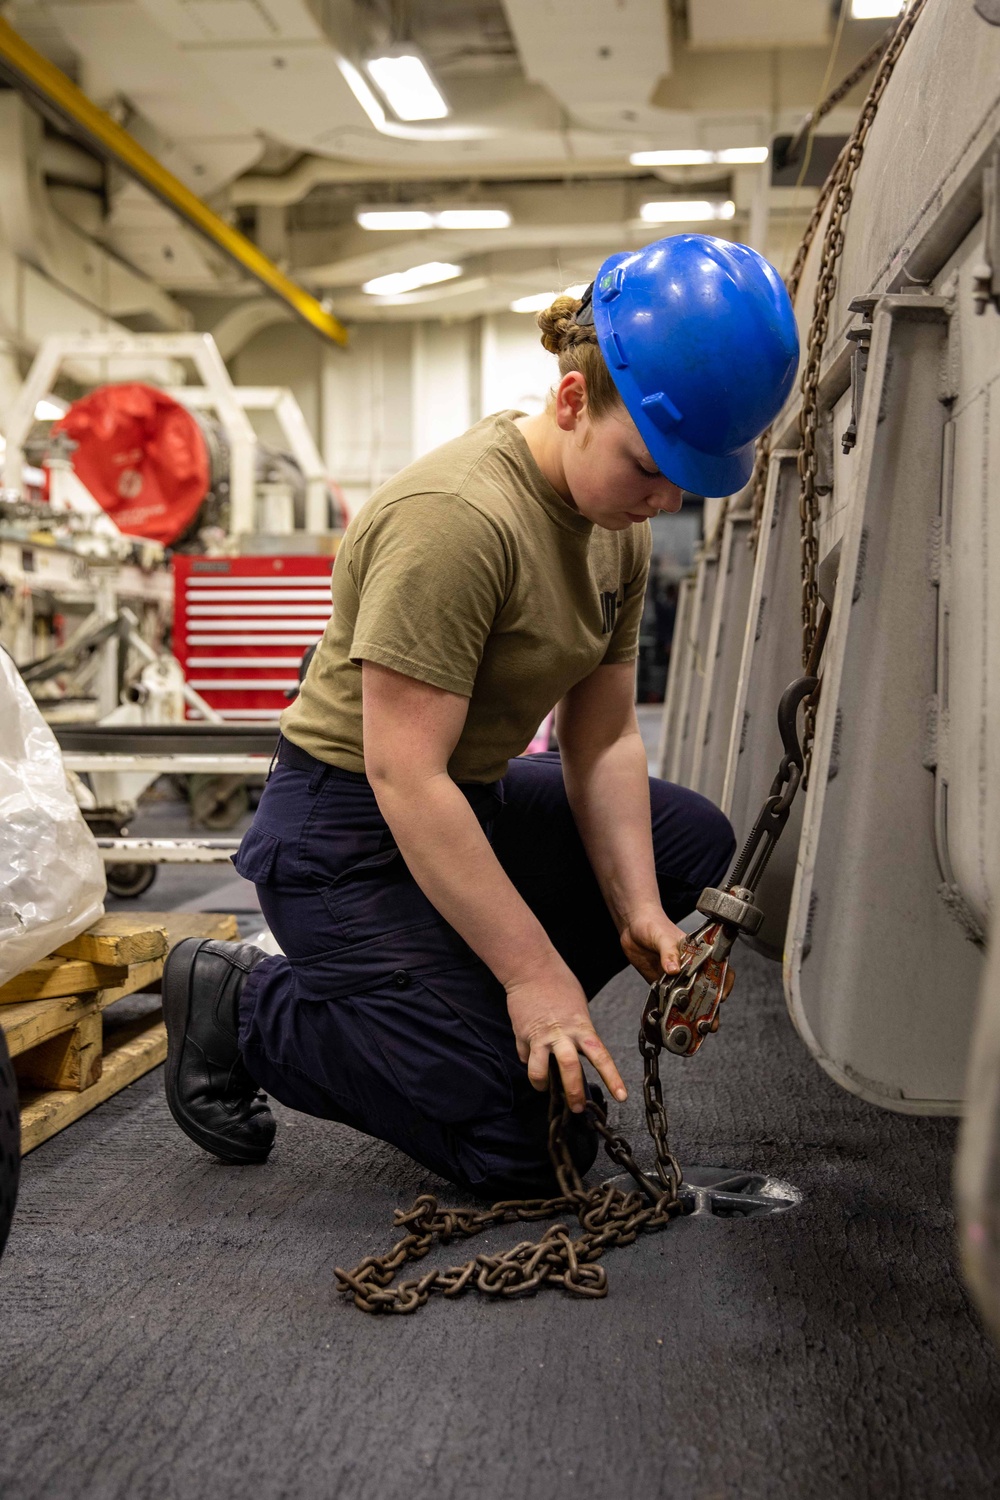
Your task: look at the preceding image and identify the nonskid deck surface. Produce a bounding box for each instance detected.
[1,942,998,1500]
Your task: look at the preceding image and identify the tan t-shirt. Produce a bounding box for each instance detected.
[281,411,651,783]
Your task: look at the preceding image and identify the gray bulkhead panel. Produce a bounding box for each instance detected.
[786,297,983,1113]
[690,509,755,806]
[657,572,695,779]
[724,0,1000,1109]
[722,455,806,960]
[789,0,1000,395]
[930,238,1000,941]
[957,878,1000,1341]
[673,544,720,788]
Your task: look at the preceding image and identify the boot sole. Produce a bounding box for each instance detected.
[162,937,272,1165]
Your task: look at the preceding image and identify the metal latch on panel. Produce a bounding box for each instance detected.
[842,297,878,453]
[972,148,1000,315]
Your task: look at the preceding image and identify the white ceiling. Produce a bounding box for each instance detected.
[6,0,895,320]
[502,0,671,131]
[687,0,831,50]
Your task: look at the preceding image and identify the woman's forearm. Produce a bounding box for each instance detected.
[368,769,561,988]
[560,727,662,932]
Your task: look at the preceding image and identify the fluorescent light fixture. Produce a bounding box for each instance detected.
[356,205,512,232]
[631,146,768,167]
[356,208,435,231]
[716,147,770,164]
[362,262,462,296]
[365,51,448,122]
[337,56,387,130]
[850,0,903,15]
[631,149,713,167]
[640,200,736,223]
[35,397,69,421]
[510,283,589,314]
[435,208,511,230]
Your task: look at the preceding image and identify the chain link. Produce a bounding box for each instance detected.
[335,975,688,1314]
[749,3,925,567]
[747,28,894,556]
[781,25,898,184]
[747,138,850,554]
[796,0,927,771]
[744,1,926,764]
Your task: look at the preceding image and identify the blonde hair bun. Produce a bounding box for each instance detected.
[536,293,586,355]
[535,283,620,420]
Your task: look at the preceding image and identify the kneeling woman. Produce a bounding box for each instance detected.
[162,234,798,1197]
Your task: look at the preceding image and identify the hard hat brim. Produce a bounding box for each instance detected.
[628,405,756,499]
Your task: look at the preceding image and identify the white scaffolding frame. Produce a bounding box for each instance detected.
[4,332,258,535]
[165,383,330,533]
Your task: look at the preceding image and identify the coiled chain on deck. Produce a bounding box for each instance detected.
[335,1002,683,1314]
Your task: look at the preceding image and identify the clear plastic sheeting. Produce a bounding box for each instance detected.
[0,650,105,988]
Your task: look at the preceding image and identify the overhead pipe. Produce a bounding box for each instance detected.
[0,16,349,348]
[232,155,669,208]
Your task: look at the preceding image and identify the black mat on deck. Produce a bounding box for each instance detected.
[1,949,999,1500]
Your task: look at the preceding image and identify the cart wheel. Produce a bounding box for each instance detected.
[188,774,249,831]
[0,1028,20,1260]
[106,864,157,900]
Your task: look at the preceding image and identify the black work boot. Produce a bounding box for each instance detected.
[163,938,275,1164]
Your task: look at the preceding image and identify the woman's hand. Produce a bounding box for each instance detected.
[506,955,627,1113]
[620,905,688,985]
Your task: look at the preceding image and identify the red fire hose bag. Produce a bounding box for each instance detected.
[53,383,210,546]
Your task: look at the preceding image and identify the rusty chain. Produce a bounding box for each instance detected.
[335,975,688,1314]
[749,4,924,562]
[796,0,928,767]
[747,154,845,546]
[781,23,899,174]
[746,428,772,555]
[747,140,848,550]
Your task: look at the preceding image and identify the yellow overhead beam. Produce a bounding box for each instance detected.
[0,15,349,347]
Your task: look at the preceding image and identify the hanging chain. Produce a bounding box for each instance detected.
[749,4,925,563]
[746,427,772,555]
[747,153,845,552]
[335,979,690,1314]
[796,0,927,770]
[748,27,892,555]
[781,24,899,179]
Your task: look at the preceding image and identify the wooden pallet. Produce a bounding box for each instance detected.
[3,912,240,1155]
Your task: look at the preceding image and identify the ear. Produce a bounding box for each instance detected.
[553,371,588,432]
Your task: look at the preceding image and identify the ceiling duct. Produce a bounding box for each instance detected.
[501,0,671,130]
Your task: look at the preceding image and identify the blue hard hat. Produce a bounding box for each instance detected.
[586,234,799,497]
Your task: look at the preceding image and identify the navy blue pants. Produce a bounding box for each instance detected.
[234,740,734,1197]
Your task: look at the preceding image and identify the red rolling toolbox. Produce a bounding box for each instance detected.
[172,554,334,721]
